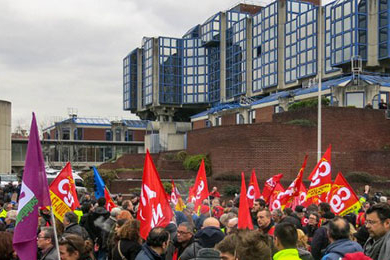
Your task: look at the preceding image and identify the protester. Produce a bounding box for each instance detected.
[273,222,302,260]
[281,208,302,229]
[112,219,142,260]
[215,233,238,260]
[321,217,363,260]
[311,203,335,260]
[59,234,94,260]
[235,230,272,260]
[5,209,17,232]
[251,198,266,228]
[257,208,275,236]
[209,187,221,199]
[296,229,314,260]
[0,231,16,260]
[135,227,170,260]
[102,207,121,260]
[226,217,238,235]
[304,212,320,245]
[166,222,194,260]
[38,227,58,260]
[88,197,110,260]
[63,211,90,240]
[363,203,390,260]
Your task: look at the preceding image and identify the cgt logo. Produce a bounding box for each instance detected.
[58,178,75,208]
[311,161,331,187]
[330,187,351,213]
[195,180,204,200]
[247,185,255,200]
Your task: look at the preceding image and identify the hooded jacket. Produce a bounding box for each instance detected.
[179,227,224,260]
[273,248,302,260]
[321,239,363,260]
[135,243,164,260]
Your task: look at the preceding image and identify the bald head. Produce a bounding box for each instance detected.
[203,217,220,228]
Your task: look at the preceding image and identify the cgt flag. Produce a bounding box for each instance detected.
[171,180,185,211]
[262,174,283,204]
[49,162,80,222]
[246,169,261,208]
[137,150,173,239]
[104,188,117,212]
[328,172,361,216]
[238,172,253,230]
[307,145,332,201]
[191,159,209,211]
[269,183,285,211]
[13,113,51,260]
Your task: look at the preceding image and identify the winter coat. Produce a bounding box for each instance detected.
[135,243,164,260]
[112,239,142,260]
[63,223,90,240]
[364,235,385,260]
[298,248,314,260]
[273,248,302,260]
[39,246,58,260]
[321,239,363,260]
[377,230,390,260]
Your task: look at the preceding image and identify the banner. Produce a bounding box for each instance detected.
[280,155,308,209]
[328,172,361,216]
[49,162,80,222]
[307,145,332,201]
[246,169,261,208]
[262,174,283,203]
[137,150,173,239]
[190,159,209,211]
[269,183,285,211]
[171,180,185,211]
[104,188,117,212]
[238,172,253,230]
[13,113,51,260]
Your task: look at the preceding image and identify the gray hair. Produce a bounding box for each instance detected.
[178,222,194,234]
[41,227,55,245]
[110,207,121,218]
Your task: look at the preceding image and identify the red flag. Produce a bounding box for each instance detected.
[171,180,185,211]
[49,162,80,222]
[269,183,285,211]
[104,188,117,212]
[238,172,253,230]
[292,182,313,209]
[262,173,283,203]
[307,145,332,201]
[328,172,361,216]
[280,155,308,209]
[246,169,261,208]
[137,150,173,239]
[191,159,209,211]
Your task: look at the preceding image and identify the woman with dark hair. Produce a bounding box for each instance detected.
[112,219,142,260]
[59,234,94,260]
[0,231,17,260]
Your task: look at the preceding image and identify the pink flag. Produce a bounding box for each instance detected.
[13,113,51,260]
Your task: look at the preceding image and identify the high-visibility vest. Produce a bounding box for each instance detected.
[74,209,83,223]
[0,209,7,219]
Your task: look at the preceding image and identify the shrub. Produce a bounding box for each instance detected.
[128,187,141,194]
[80,169,118,191]
[288,97,330,111]
[162,181,172,194]
[285,119,316,127]
[183,154,212,176]
[344,171,382,184]
[382,144,390,151]
[175,151,188,161]
[223,185,240,196]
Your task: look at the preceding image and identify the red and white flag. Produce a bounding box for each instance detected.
[307,145,332,202]
[328,172,361,216]
[137,150,173,239]
[104,188,117,212]
[292,182,313,209]
[269,183,285,211]
[262,174,283,204]
[238,172,253,230]
[246,169,261,208]
[171,180,185,211]
[190,159,209,211]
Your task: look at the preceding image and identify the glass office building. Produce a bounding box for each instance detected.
[124,0,390,121]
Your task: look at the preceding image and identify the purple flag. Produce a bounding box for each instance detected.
[13,113,51,260]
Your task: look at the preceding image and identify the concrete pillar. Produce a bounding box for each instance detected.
[0,100,11,174]
[367,0,380,67]
[246,17,253,97]
[137,48,143,112]
[152,38,160,106]
[277,0,287,90]
[220,12,227,102]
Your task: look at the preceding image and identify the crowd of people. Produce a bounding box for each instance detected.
[1,183,390,260]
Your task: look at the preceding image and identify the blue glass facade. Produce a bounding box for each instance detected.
[142,38,153,106]
[123,49,138,111]
[379,0,390,59]
[330,0,367,66]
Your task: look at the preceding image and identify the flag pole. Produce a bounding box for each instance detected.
[50,206,61,260]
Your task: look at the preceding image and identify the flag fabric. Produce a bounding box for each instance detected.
[238,172,253,230]
[292,182,312,209]
[307,145,332,201]
[93,167,105,199]
[104,188,117,212]
[137,150,173,239]
[13,113,51,260]
[269,183,285,211]
[49,162,80,222]
[191,159,210,211]
[328,172,361,216]
[262,173,283,203]
[279,155,308,209]
[246,169,261,208]
[187,185,195,203]
[171,180,185,211]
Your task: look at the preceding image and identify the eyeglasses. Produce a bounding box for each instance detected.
[60,236,78,251]
[177,231,192,235]
[37,236,49,240]
[365,219,381,226]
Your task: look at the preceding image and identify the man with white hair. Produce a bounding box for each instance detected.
[226,217,238,235]
[103,207,121,260]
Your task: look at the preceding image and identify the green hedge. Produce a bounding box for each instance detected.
[285,119,316,127]
[223,185,240,196]
[288,97,330,111]
[80,169,118,191]
[183,154,212,176]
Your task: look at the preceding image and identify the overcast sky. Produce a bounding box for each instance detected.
[1,0,272,130]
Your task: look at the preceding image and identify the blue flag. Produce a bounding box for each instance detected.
[93,167,105,199]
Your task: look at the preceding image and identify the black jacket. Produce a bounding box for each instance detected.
[135,243,164,260]
[112,239,142,260]
[87,206,109,242]
[64,223,90,240]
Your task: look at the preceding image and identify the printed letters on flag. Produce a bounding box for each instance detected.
[307,145,332,201]
[104,188,117,212]
[262,173,283,203]
[279,155,308,209]
[238,172,253,229]
[246,169,261,208]
[269,183,285,211]
[13,113,51,260]
[49,162,80,222]
[171,180,185,211]
[191,159,209,211]
[137,150,173,239]
[292,182,312,209]
[328,172,361,216]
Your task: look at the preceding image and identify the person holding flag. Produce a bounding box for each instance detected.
[13,113,55,260]
[189,159,210,214]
